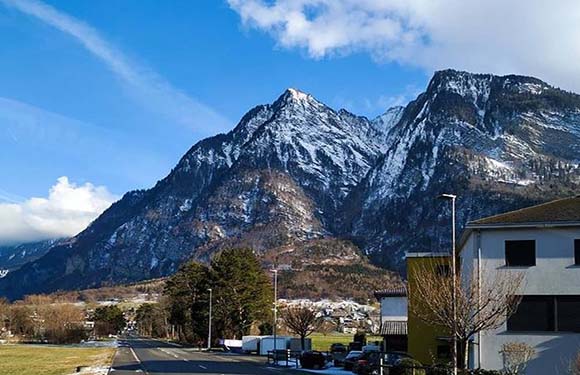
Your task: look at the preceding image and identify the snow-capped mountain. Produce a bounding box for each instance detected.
[0,88,387,299]
[371,105,405,138]
[0,239,59,273]
[348,70,580,269]
[1,70,579,299]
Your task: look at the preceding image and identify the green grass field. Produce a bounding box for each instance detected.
[310,333,383,351]
[0,344,115,375]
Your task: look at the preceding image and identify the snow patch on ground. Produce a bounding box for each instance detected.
[179,199,193,212]
[299,366,350,374]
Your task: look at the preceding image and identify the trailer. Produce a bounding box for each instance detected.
[258,336,292,356]
[242,335,263,353]
[289,337,312,351]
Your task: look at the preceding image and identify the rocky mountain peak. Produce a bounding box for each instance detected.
[1,70,579,300]
[427,69,554,103]
[273,88,322,111]
[372,106,405,134]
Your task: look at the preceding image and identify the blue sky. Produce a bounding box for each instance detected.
[0,0,427,199]
[1,0,579,244]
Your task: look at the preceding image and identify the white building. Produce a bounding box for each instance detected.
[374,286,408,352]
[460,196,580,374]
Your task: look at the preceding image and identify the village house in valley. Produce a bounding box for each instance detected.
[374,286,408,352]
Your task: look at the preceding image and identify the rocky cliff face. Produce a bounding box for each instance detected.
[0,239,59,273]
[0,88,388,298]
[1,70,579,299]
[348,70,580,269]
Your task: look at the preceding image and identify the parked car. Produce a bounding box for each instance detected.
[330,343,347,352]
[354,351,413,375]
[343,350,364,370]
[300,351,327,369]
[330,343,348,366]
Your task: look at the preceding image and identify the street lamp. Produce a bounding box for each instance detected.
[207,288,212,350]
[271,269,278,364]
[438,193,457,375]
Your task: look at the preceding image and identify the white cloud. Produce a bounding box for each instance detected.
[228,0,580,92]
[1,0,230,134]
[0,177,117,245]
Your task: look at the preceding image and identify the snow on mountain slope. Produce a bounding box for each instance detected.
[0,88,386,299]
[348,70,580,269]
[372,106,405,136]
[234,89,385,217]
[2,70,579,299]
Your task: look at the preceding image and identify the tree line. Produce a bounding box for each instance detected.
[159,248,273,345]
[0,295,126,344]
[0,247,322,348]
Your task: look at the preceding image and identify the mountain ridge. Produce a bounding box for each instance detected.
[1,69,579,299]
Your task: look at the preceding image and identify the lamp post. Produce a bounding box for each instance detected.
[438,193,457,375]
[271,269,278,364]
[207,288,212,350]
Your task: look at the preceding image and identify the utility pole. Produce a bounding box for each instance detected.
[438,193,458,375]
[271,269,278,365]
[207,288,212,350]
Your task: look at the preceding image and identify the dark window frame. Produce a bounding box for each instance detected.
[505,240,536,267]
[507,295,554,332]
[574,239,580,266]
[556,295,580,333]
[507,295,580,333]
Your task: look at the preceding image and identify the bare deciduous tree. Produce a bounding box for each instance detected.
[41,303,86,344]
[409,260,524,369]
[500,342,535,375]
[282,306,323,350]
[570,351,580,375]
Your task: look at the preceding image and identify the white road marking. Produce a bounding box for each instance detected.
[129,347,140,363]
[128,344,148,375]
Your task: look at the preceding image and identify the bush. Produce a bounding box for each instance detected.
[458,369,502,375]
[399,358,423,367]
[45,325,87,344]
[426,368,501,375]
[395,358,426,375]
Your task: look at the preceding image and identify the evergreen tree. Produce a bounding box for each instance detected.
[164,261,210,343]
[135,303,168,338]
[163,248,273,343]
[210,248,273,339]
[93,305,125,336]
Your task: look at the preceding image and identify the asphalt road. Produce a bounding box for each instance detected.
[109,338,304,375]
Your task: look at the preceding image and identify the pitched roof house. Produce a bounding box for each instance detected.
[374,286,408,352]
[460,196,580,373]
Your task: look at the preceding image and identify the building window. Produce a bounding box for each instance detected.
[575,239,580,265]
[557,296,580,332]
[437,344,451,359]
[505,240,536,267]
[507,295,580,333]
[507,296,554,332]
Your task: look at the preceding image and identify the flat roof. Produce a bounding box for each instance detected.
[405,252,451,258]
